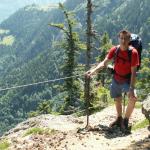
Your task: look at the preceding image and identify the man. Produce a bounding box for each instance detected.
[86,30,139,130]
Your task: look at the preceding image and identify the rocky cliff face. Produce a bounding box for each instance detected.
[0,106,149,150]
[142,94,150,126]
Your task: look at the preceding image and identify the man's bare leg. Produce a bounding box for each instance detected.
[109,97,122,127]
[125,97,137,119]
[123,95,137,130]
[115,97,122,117]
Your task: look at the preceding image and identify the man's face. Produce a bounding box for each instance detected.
[119,33,130,49]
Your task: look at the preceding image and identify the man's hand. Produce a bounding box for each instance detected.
[84,58,110,79]
[128,89,137,100]
[85,69,95,78]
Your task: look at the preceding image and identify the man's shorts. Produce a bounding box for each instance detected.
[110,78,130,99]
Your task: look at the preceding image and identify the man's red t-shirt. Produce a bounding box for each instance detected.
[107,46,139,83]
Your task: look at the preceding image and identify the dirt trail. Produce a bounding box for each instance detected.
[1,106,150,150]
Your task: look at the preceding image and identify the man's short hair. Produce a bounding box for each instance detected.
[118,30,131,39]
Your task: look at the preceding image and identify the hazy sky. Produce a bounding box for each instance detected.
[0,0,65,23]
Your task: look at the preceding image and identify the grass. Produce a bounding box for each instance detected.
[24,127,56,137]
[51,111,61,115]
[0,140,10,150]
[132,119,149,131]
[107,99,114,106]
[0,35,15,46]
[28,111,61,118]
[0,29,9,34]
[135,102,142,109]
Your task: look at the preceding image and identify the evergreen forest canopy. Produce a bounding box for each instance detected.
[0,0,149,136]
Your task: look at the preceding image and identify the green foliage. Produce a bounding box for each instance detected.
[37,100,53,114]
[90,84,112,113]
[49,23,66,33]
[77,43,87,50]
[94,0,150,48]
[96,32,112,86]
[24,128,56,136]
[27,100,53,117]
[50,23,64,29]
[136,56,150,100]
[28,111,39,118]
[0,29,9,35]
[0,0,150,136]
[132,119,149,131]
[0,139,10,150]
[97,86,108,94]
[0,35,15,46]
[49,3,83,111]
[135,102,142,109]
[98,32,112,61]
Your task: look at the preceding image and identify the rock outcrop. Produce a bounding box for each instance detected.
[142,94,150,126]
[0,106,149,150]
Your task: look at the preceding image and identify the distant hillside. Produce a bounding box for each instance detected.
[0,0,65,23]
[0,0,150,136]
[0,4,65,136]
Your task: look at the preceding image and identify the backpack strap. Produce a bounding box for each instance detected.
[114,46,133,63]
[114,45,120,63]
[127,46,133,62]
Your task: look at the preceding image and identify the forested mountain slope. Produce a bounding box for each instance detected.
[0,0,149,136]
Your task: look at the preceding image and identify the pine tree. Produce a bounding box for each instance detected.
[96,32,112,86]
[49,3,82,112]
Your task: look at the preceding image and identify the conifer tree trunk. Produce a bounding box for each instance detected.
[85,0,93,128]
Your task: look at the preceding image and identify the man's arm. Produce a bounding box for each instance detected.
[86,57,111,77]
[130,48,139,90]
[130,66,137,89]
[129,66,137,98]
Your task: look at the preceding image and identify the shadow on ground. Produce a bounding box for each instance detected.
[77,124,131,139]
